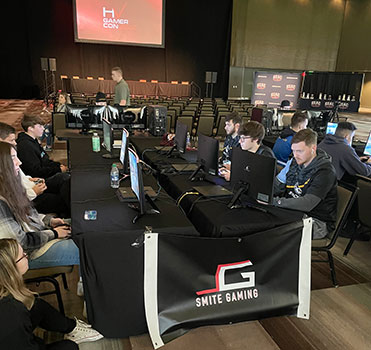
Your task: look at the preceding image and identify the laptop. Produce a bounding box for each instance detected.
[193,185,233,198]
[171,163,199,172]
[363,131,371,156]
[155,146,173,151]
[117,186,157,202]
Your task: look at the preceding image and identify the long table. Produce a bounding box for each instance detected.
[70,138,198,338]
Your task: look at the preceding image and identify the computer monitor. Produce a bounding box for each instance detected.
[102,118,113,153]
[167,121,188,156]
[120,128,129,173]
[106,105,145,129]
[227,147,276,209]
[65,104,89,129]
[65,104,105,133]
[189,133,219,180]
[364,131,371,156]
[326,122,338,135]
[128,149,160,223]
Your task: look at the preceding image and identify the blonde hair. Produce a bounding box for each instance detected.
[0,239,35,310]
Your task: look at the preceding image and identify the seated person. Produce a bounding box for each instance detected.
[55,92,69,113]
[95,91,107,106]
[220,121,275,181]
[221,112,242,164]
[273,129,337,239]
[280,100,291,109]
[0,238,103,348]
[0,141,77,269]
[16,114,69,178]
[273,111,308,164]
[0,122,70,217]
[318,121,371,180]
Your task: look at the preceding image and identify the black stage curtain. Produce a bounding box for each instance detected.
[1,0,232,99]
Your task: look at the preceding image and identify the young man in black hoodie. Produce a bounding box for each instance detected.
[274,129,337,239]
[17,115,69,178]
[318,122,371,180]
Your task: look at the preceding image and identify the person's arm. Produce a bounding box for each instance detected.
[273,193,321,212]
[0,200,57,253]
[342,147,371,178]
[274,159,292,196]
[117,83,129,106]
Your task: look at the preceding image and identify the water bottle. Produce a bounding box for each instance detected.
[110,164,119,189]
[92,133,100,152]
[186,132,191,149]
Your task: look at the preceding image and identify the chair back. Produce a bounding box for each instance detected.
[327,181,358,248]
[356,175,371,228]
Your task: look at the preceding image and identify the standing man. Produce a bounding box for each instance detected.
[112,67,130,106]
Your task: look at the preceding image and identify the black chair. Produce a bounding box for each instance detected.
[343,175,371,256]
[312,181,358,287]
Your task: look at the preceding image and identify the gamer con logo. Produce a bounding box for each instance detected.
[273,75,283,82]
[339,102,349,109]
[286,84,296,91]
[195,260,258,307]
[271,92,280,99]
[325,101,335,109]
[311,101,321,108]
[256,83,266,90]
[254,100,265,105]
[102,6,129,29]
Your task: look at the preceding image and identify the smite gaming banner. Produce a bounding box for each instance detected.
[144,219,312,349]
[252,71,302,109]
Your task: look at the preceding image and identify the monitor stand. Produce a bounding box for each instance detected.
[189,164,204,181]
[227,183,268,213]
[129,194,161,224]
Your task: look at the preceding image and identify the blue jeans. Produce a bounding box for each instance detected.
[28,239,80,269]
[40,124,53,147]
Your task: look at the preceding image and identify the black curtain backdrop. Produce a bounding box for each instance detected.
[1,0,232,99]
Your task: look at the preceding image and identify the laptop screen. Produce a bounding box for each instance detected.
[326,122,338,135]
[102,119,112,152]
[120,129,128,165]
[364,132,371,156]
[129,150,140,200]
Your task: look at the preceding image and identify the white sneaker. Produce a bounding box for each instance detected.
[65,318,104,344]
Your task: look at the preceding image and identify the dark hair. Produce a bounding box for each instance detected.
[291,111,308,128]
[0,122,15,140]
[0,142,32,223]
[21,114,44,132]
[335,122,357,138]
[112,67,123,76]
[292,128,317,146]
[238,121,265,144]
[225,111,242,125]
[280,100,290,108]
[95,91,106,103]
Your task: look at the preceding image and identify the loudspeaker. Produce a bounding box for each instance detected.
[41,57,48,71]
[49,58,57,72]
[147,105,167,136]
[205,71,217,84]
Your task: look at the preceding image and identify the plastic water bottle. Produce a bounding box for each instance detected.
[186,132,191,149]
[92,133,100,152]
[110,164,119,189]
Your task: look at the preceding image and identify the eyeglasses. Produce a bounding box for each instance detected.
[15,252,28,263]
[240,136,253,141]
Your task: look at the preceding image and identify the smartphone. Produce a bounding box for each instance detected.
[84,210,97,220]
[34,179,44,185]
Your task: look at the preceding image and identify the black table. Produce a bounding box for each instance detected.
[70,138,198,338]
[298,98,360,113]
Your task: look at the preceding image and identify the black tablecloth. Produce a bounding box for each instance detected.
[70,138,198,338]
[298,98,360,112]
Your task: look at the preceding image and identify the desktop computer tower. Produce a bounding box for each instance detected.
[147,105,167,136]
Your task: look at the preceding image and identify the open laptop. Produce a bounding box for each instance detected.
[363,131,371,156]
[117,186,157,202]
[193,185,233,198]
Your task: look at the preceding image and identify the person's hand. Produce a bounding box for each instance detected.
[32,182,47,196]
[50,218,67,228]
[367,157,371,164]
[60,164,69,173]
[219,167,231,181]
[29,177,44,183]
[55,226,71,238]
[223,163,231,171]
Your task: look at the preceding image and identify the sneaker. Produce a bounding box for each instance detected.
[65,318,104,344]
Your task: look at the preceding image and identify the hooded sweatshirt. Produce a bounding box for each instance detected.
[272,128,296,163]
[318,134,371,180]
[274,149,337,229]
[16,132,61,178]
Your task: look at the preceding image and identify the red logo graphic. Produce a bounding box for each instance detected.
[286,84,296,91]
[324,101,334,109]
[273,75,282,82]
[256,83,266,90]
[311,101,321,108]
[196,260,255,296]
[271,92,280,99]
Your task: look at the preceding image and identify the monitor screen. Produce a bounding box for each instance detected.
[102,119,112,152]
[65,105,89,128]
[230,147,276,205]
[129,149,140,200]
[89,105,106,128]
[73,0,165,48]
[197,133,219,176]
[120,128,129,165]
[174,121,188,154]
[326,122,338,135]
[364,131,371,156]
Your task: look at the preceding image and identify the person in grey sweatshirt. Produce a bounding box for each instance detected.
[274,129,337,239]
[318,122,371,180]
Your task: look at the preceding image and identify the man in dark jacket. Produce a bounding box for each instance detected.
[274,129,337,239]
[221,111,242,164]
[16,115,68,178]
[318,122,371,180]
[273,111,308,164]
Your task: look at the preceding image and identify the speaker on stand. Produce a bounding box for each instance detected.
[41,58,49,101]
[49,58,57,95]
[205,71,217,98]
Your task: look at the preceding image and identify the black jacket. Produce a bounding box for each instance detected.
[16,133,61,178]
[257,144,275,158]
